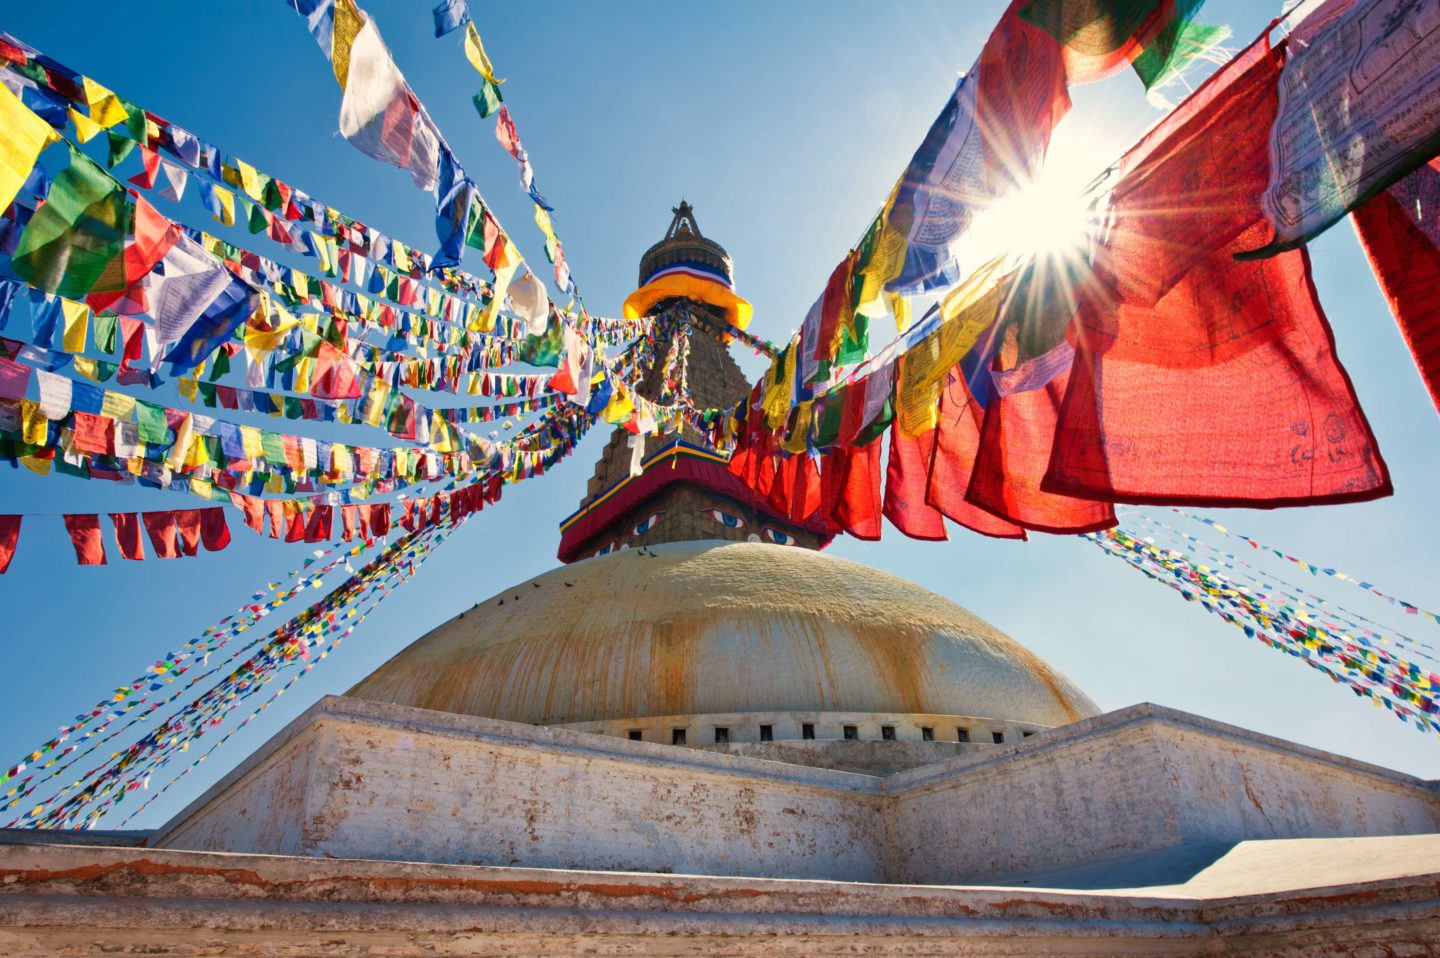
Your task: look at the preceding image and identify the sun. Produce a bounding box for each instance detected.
[957,122,1116,270]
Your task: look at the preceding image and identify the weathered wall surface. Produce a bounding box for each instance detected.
[154,698,1440,888]
[884,706,1440,884]
[155,721,322,857]
[5,841,1440,957]
[160,698,886,882]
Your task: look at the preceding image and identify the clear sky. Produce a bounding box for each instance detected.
[1,0,1437,831]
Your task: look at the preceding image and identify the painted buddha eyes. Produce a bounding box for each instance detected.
[700,508,746,530]
[764,528,796,546]
[632,511,665,536]
[594,539,620,557]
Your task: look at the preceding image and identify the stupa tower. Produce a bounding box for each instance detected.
[557,202,832,560]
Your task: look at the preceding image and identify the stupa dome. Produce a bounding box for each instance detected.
[349,540,1098,732]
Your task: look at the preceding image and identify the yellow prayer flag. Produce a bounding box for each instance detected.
[67,107,103,144]
[463,22,504,84]
[393,242,412,272]
[534,207,557,243]
[241,425,264,460]
[331,0,364,87]
[295,356,314,395]
[178,377,198,402]
[780,400,815,455]
[73,356,101,382]
[0,83,58,214]
[101,391,135,421]
[601,386,635,426]
[894,257,1009,437]
[60,299,89,354]
[20,400,47,445]
[80,77,129,129]
[232,159,263,202]
[20,455,51,476]
[210,185,236,227]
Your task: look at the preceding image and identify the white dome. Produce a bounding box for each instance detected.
[349,541,1098,729]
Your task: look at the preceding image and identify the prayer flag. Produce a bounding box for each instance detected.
[472,78,503,119]
[200,507,230,552]
[1247,0,1440,255]
[0,515,19,574]
[463,22,503,84]
[433,0,471,37]
[0,80,57,215]
[109,512,145,561]
[175,509,202,557]
[926,369,1027,538]
[338,18,441,191]
[12,146,130,298]
[62,513,107,565]
[141,510,180,558]
[883,424,949,540]
[1351,157,1440,415]
[1048,38,1391,507]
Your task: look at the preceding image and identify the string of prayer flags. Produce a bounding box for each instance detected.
[1089,524,1440,737]
[1170,508,1440,627]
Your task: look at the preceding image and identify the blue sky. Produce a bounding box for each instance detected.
[1,0,1437,829]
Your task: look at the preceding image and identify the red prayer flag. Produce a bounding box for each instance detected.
[0,515,21,574]
[265,499,285,539]
[968,338,1116,533]
[977,2,1070,195]
[304,504,332,543]
[174,509,202,557]
[141,511,180,558]
[312,339,362,400]
[110,512,146,561]
[200,508,230,552]
[284,508,306,543]
[233,493,265,535]
[822,441,883,541]
[1351,157,1440,416]
[882,425,949,541]
[72,411,116,456]
[63,514,107,566]
[926,371,1027,539]
[1044,39,1390,507]
[368,502,391,536]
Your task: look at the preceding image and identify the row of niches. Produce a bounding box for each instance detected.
[553,712,1049,748]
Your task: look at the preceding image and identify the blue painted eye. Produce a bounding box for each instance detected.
[764,528,795,546]
[594,540,619,557]
[632,512,665,536]
[701,508,745,530]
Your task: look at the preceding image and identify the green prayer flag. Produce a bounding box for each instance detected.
[93,311,117,354]
[197,381,217,407]
[246,199,268,235]
[1132,18,1229,91]
[472,79,504,119]
[518,319,563,368]
[284,395,304,419]
[261,431,286,464]
[812,391,844,448]
[208,347,231,382]
[135,401,169,445]
[106,130,135,169]
[12,146,131,298]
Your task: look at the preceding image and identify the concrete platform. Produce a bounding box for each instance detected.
[0,839,1438,956]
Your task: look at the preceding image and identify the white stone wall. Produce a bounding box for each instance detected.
[153,698,1440,887]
